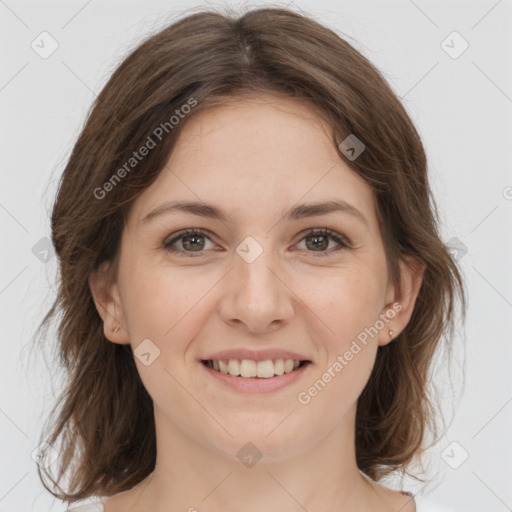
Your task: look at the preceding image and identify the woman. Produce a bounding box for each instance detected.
[35,6,465,512]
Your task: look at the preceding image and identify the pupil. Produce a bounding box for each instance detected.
[184,235,204,251]
[307,234,328,251]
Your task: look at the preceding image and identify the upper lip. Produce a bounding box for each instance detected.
[201,349,312,363]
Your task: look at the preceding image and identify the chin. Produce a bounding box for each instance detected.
[203,416,313,463]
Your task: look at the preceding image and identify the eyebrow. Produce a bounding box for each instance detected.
[141,199,368,226]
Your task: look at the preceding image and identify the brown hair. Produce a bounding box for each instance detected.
[35,5,466,503]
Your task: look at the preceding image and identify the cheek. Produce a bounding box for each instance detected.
[305,267,387,342]
[295,272,383,414]
[122,268,210,415]
[120,259,212,342]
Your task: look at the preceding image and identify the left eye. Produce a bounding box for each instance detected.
[163,228,350,257]
[295,229,350,255]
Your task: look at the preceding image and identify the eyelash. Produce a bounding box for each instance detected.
[162,228,351,258]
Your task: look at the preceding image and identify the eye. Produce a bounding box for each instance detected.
[163,228,216,257]
[295,228,351,257]
[163,228,351,258]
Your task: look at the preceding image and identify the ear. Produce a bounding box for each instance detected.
[378,255,425,347]
[88,261,130,345]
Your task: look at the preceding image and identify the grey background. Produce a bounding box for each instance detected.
[1,0,511,510]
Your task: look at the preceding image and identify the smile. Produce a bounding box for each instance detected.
[201,358,312,393]
[202,358,309,378]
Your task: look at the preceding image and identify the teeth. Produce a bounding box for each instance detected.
[209,358,304,378]
[228,359,240,376]
[284,359,295,373]
[240,359,257,377]
[256,360,274,378]
[274,358,284,375]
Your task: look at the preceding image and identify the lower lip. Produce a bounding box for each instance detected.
[200,361,311,393]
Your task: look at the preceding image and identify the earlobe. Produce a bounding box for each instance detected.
[107,315,130,345]
[377,301,404,347]
[88,262,130,345]
[378,256,425,347]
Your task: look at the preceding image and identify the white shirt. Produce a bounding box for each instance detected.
[67,494,458,511]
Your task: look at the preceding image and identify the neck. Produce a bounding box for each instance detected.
[126,403,383,512]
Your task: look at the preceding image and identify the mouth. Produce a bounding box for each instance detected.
[201,358,311,378]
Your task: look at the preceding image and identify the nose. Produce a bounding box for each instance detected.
[218,245,295,334]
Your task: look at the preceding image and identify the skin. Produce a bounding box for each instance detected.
[89,94,424,512]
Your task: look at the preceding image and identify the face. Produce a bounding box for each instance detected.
[91,94,421,463]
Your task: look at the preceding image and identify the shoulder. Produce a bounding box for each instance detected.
[414,494,459,512]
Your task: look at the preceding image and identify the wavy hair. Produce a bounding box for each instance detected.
[34,5,466,503]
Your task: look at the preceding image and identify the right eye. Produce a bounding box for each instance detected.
[162,228,217,257]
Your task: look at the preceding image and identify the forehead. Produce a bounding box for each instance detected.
[127,95,377,231]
